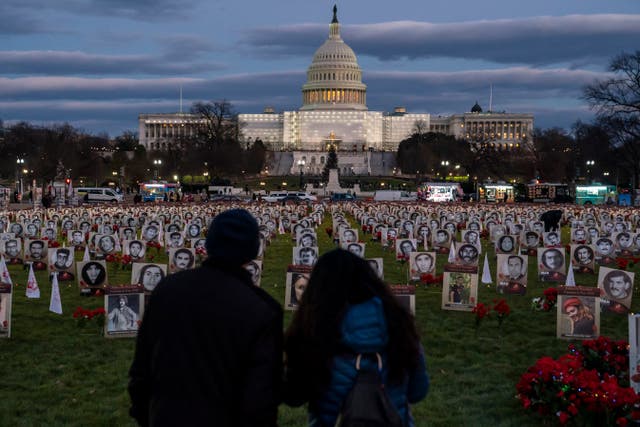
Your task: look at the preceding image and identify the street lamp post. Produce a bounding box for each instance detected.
[297,159,306,189]
[153,159,162,180]
[586,160,595,184]
[440,160,449,181]
[16,158,25,197]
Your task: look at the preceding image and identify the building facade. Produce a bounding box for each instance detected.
[138,6,534,172]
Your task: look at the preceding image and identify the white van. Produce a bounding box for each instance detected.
[262,192,289,202]
[373,190,417,202]
[76,187,124,203]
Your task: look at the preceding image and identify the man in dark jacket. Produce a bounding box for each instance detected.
[129,208,283,426]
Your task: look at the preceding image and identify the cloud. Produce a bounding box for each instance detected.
[157,35,219,61]
[242,14,640,66]
[0,5,50,34]
[0,51,224,76]
[0,66,608,135]
[1,0,199,21]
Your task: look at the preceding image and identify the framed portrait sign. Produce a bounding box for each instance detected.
[495,235,518,255]
[521,231,540,256]
[344,242,365,258]
[1,238,23,264]
[556,286,600,340]
[628,314,640,394]
[441,272,478,312]
[77,260,108,293]
[598,267,634,314]
[24,239,48,270]
[0,282,12,338]
[395,239,417,261]
[48,247,75,281]
[537,247,566,282]
[570,244,596,274]
[131,263,167,293]
[432,229,451,254]
[292,246,319,267]
[244,260,263,287]
[496,254,527,295]
[104,285,144,338]
[409,252,435,281]
[284,265,313,311]
[168,248,196,273]
[124,240,146,261]
[366,258,384,280]
[390,285,416,316]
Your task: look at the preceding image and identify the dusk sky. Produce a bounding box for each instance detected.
[2,0,639,137]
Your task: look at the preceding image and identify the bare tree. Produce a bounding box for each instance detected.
[583,51,640,185]
[190,100,240,146]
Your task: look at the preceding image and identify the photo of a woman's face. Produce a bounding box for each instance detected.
[293,275,309,303]
[85,264,102,284]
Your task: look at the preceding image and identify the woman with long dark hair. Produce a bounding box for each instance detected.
[284,249,429,426]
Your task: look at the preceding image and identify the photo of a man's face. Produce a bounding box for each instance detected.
[457,244,479,265]
[3,239,21,258]
[170,248,195,272]
[295,247,318,266]
[52,248,72,270]
[98,235,116,254]
[27,240,46,261]
[542,249,563,270]
[127,240,145,259]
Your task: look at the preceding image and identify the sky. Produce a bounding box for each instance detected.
[1,0,639,137]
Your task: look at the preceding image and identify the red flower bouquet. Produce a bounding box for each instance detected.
[517,337,640,426]
[472,302,490,328]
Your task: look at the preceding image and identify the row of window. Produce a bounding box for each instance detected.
[308,71,360,81]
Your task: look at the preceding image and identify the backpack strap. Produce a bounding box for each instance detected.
[354,352,383,372]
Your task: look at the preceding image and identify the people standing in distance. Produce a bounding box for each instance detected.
[129,208,283,426]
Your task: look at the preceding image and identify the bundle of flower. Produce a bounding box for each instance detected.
[419,273,443,286]
[472,299,511,330]
[532,287,559,312]
[493,299,511,328]
[73,306,106,333]
[471,302,490,328]
[616,257,640,271]
[516,336,640,426]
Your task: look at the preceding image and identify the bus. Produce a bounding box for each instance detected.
[417,182,463,202]
[139,181,181,202]
[574,184,617,205]
[526,182,573,203]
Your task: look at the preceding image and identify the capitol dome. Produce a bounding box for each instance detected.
[301,5,367,111]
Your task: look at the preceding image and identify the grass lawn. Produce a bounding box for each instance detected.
[0,208,633,426]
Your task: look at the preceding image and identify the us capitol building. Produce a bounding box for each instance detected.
[139,6,533,176]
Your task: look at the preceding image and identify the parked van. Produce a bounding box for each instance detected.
[262,191,317,203]
[76,187,124,203]
[373,190,417,202]
[262,192,289,202]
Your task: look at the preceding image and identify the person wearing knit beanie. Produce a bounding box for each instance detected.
[206,208,259,266]
[129,207,282,426]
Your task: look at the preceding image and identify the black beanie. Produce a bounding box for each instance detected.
[206,209,259,266]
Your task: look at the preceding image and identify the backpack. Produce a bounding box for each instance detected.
[335,353,404,427]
